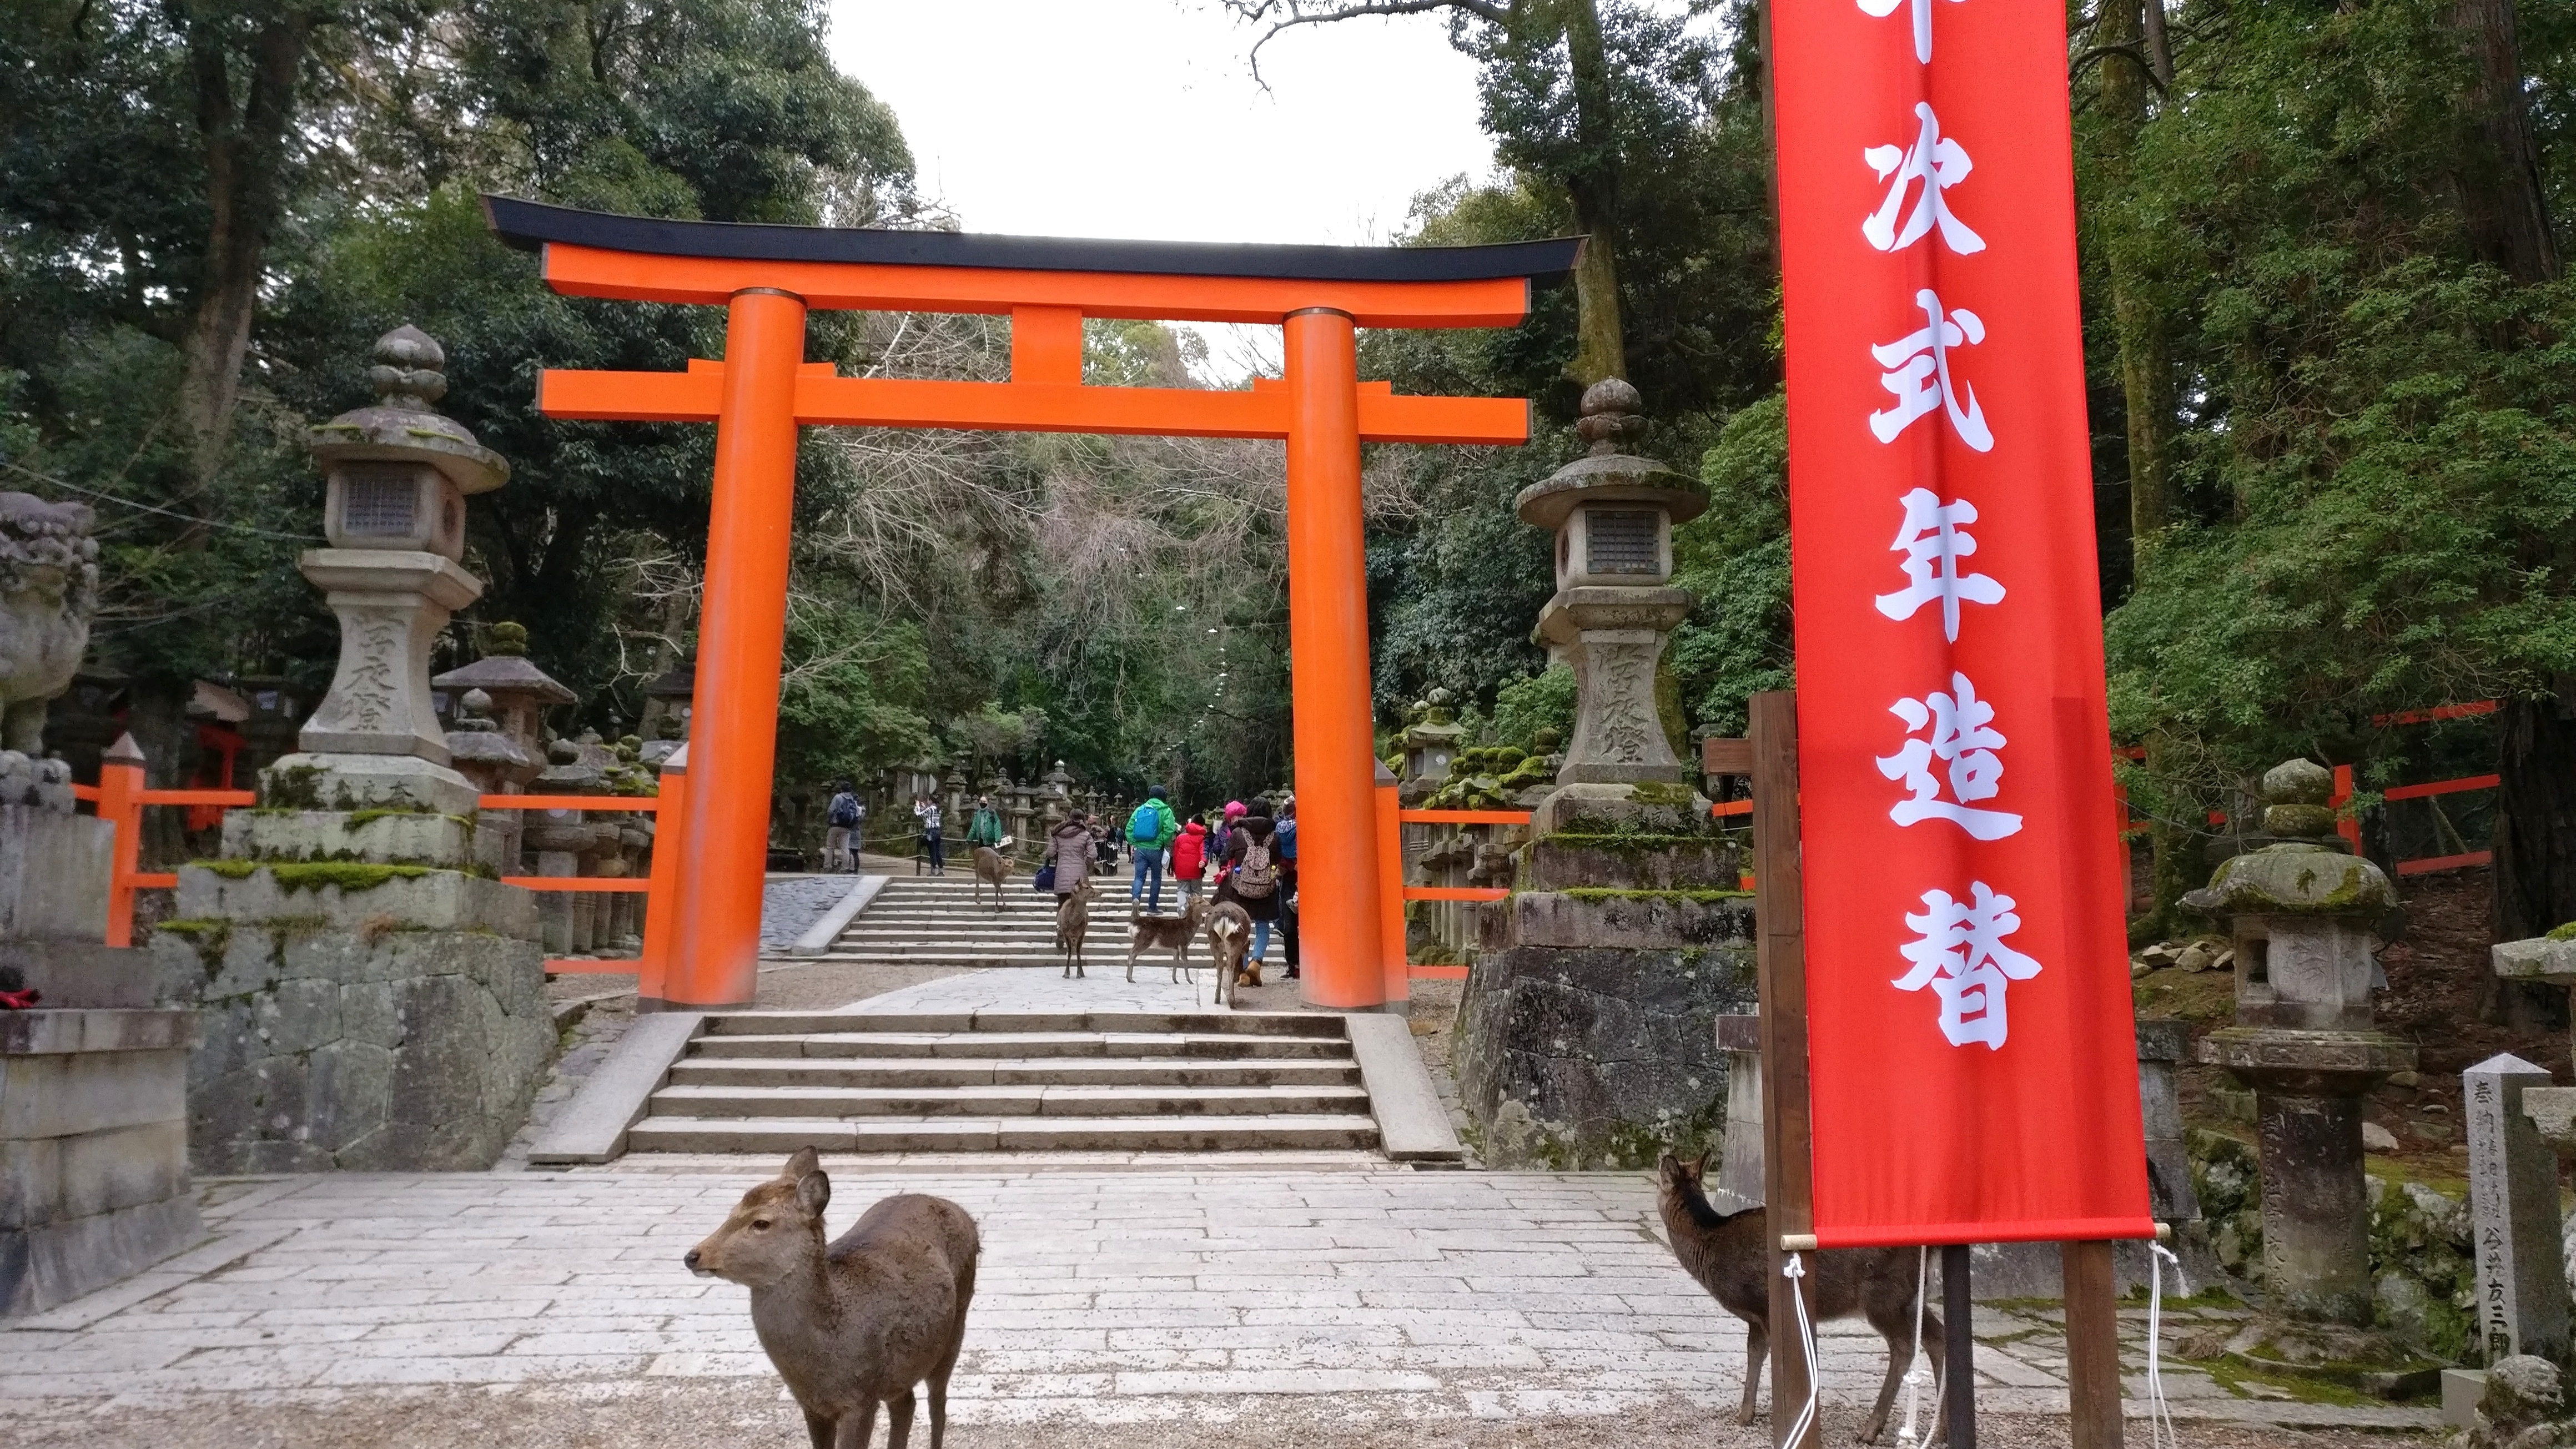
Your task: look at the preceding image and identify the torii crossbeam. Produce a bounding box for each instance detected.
[485,196,1579,1013]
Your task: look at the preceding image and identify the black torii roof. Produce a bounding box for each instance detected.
[481,195,1583,289]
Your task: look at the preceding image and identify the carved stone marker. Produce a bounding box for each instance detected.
[2465,1053,2568,1365]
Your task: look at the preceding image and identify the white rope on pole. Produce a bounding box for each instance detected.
[2143,1239,2187,1449]
[1895,1244,1931,1444]
[1784,1252,1825,1448]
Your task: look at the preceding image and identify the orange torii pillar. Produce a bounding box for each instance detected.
[1284,308,1385,1010]
[480,195,1577,1013]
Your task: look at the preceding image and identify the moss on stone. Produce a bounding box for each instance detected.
[197,859,259,879]
[1627,780,1697,807]
[269,862,439,893]
[154,918,233,979]
[1544,832,1728,856]
[1562,887,1754,904]
[260,764,327,811]
[2547,920,2576,942]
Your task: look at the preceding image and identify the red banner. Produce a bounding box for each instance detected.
[1771,0,2153,1246]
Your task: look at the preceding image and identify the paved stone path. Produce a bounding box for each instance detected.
[0,1161,2436,1436]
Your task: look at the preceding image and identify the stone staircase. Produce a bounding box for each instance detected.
[623,1009,1382,1154]
[804,873,1232,970]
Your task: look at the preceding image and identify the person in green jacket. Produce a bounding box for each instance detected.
[966,795,1005,852]
[1126,787,1179,913]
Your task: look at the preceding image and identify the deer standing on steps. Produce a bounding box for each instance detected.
[687,1147,980,1449]
[969,845,1011,912]
[1055,874,1093,978]
[1656,1150,1946,1445]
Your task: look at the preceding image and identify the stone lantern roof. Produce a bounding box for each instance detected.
[2182,758,2394,921]
[308,325,509,496]
[1513,379,1707,532]
[431,623,576,705]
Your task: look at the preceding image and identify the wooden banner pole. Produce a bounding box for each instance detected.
[1943,1243,1978,1449]
[2062,1239,2124,1447]
[1749,691,1818,1449]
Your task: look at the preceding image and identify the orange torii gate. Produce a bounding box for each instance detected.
[483,197,1577,1013]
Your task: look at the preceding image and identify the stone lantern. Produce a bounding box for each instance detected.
[1400,688,1466,805]
[1513,379,1706,819]
[1453,378,1747,1170]
[164,326,551,1175]
[259,326,504,816]
[2190,759,2415,1327]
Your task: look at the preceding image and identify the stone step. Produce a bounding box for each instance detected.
[625,1114,1383,1154]
[691,1031,1353,1061]
[649,1083,1372,1119]
[700,1012,1342,1037]
[668,1056,1361,1089]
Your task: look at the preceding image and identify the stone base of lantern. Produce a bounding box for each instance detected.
[152,749,550,1173]
[1453,783,1752,1169]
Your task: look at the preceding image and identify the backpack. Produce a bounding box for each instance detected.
[1128,803,1164,845]
[828,793,859,827]
[1232,839,1277,899]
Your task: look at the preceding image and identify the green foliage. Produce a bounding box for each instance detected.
[2091,0,2576,819]
[1489,665,1577,749]
[1667,395,1791,736]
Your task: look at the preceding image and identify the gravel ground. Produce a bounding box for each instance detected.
[0,1383,2433,1448]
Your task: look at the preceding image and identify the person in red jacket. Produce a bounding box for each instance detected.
[1170,818,1210,909]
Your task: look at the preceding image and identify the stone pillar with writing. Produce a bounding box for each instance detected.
[151,328,552,1173]
[2466,1053,2569,1366]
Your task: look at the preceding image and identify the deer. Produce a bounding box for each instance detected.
[686,1147,980,1449]
[1126,895,1208,984]
[969,844,1012,913]
[1055,874,1093,978]
[1656,1149,1946,1446]
[1203,900,1252,1009]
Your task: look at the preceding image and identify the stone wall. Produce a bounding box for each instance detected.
[148,913,552,1173]
[1456,937,1758,1169]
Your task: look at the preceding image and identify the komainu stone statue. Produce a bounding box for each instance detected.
[0,492,98,753]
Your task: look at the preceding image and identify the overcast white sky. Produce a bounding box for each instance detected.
[827,1,1497,249]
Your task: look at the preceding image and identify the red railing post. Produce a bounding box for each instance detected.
[1375,763,1407,1005]
[636,744,689,1009]
[2331,763,2362,854]
[98,732,147,948]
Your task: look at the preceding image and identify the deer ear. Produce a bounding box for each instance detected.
[796,1167,831,1217]
[782,1145,820,1181]
[1696,1146,1714,1178]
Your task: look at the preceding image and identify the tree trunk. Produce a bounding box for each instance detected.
[2095,0,2174,564]
[2495,687,2576,942]
[175,4,315,485]
[2453,0,2561,286]
[1553,0,1628,386]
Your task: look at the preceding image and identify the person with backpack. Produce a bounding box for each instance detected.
[1215,809,1282,967]
[824,782,864,873]
[1126,788,1176,913]
[966,795,1004,854]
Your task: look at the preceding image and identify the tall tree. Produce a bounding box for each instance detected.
[1224,0,1727,389]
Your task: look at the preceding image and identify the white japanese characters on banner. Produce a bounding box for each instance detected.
[1770,0,2154,1245]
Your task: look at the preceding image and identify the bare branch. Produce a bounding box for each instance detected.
[1219,0,1508,90]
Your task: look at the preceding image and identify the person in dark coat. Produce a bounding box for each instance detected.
[1047,812,1094,897]
[1216,813,1284,968]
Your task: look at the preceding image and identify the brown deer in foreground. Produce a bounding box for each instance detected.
[1656,1150,1946,1445]
[686,1148,980,1449]
[1055,874,1093,978]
